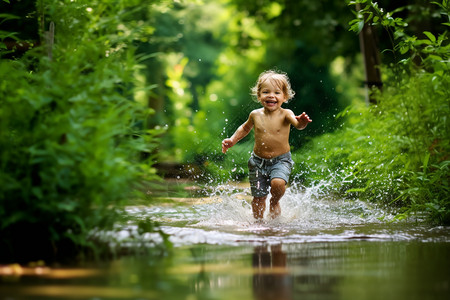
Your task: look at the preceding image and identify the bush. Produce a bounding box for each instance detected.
[294,65,449,224]
[0,0,160,262]
[292,0,450,224]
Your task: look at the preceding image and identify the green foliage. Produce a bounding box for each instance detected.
[294,65,449,224]
[150,0,356,163]
[293,0,450,224]
[349,0,449,63]
[0,0,161,262]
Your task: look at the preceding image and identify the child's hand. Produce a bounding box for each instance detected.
[221,138,235,153]
[295,112,312,129]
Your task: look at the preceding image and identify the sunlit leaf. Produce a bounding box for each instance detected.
[423,31,436,42]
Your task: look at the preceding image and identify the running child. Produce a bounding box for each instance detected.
[221,70,312,219]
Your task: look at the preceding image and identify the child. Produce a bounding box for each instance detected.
[221,70,312,219]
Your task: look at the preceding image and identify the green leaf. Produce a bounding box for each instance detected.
[32,187,44,199]
[345,187,367,194]
[428,54,443,61]
[357,20,365,34]
[0,13,18,22]
[431,1,444,9]
[423,31,436,42]
[399,46,409,55]
[415,39,432,46]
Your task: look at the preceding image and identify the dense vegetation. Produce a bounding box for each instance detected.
[0,0,161,262]
[292,0,449,224]
[297,0,449,224]
[0,0,448,263]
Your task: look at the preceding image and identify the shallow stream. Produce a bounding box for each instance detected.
[1,181,449,299]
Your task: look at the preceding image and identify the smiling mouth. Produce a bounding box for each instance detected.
[265,100,277,105]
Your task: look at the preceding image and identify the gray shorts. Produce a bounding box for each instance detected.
[248,152,294,197]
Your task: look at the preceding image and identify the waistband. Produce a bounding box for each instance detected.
[251,152,291,165]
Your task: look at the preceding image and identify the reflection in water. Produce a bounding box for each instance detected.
[1,180,449,300]
[1,242,449,300]
[252,244,292,300]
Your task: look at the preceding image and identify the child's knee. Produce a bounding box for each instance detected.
[271,178,286,195]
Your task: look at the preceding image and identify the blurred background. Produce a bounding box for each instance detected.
[1,0,448,262]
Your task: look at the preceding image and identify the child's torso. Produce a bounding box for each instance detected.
[252,108,291,158]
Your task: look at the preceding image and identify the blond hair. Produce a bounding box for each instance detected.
[250,70,295,102]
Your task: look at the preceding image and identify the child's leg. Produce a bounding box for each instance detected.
[252,196,267,219]
[269,178,286,218]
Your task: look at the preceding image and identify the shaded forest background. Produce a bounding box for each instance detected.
[0,0,449,262]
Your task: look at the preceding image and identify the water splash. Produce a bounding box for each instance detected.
[93,180,449,250]
[121,181,408,247]
[192,181,390,229]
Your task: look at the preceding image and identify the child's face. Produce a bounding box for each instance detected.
[258,79,288,111]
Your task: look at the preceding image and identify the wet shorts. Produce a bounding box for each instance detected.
[248,152,294,197]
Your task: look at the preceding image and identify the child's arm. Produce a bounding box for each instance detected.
[286,110,312,130]
[222,114,254,153]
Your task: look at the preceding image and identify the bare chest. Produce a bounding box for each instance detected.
[253,113,289,136]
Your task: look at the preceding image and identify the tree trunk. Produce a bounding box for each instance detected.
[357,4,382,105]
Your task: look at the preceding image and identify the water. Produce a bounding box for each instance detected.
[124,182,448,246]
[1,181,449,299]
